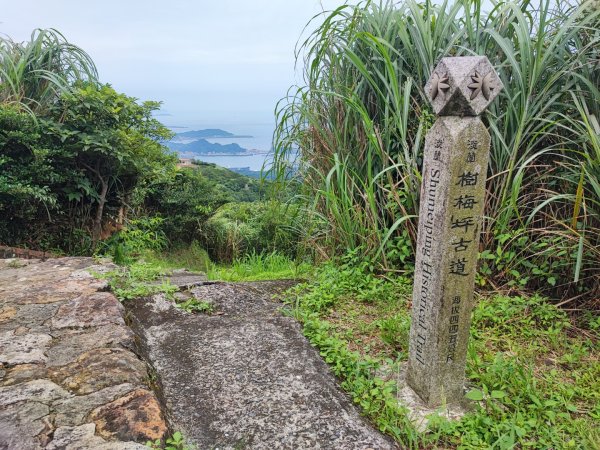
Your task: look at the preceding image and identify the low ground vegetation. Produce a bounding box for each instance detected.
[284,254,599,449]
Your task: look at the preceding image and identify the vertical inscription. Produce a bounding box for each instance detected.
[407,56,502,408]
[445,136,481,363]
[407,117,491,406]
[414,167,441,365]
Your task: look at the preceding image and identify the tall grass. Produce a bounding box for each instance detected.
[0,29,97,113]
[208,251,311,282]
[272,0,600,302]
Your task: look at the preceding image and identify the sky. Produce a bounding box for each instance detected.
[0,1,358,129]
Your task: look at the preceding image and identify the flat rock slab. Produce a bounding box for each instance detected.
[128,282,397,450]
[0,257,167,450]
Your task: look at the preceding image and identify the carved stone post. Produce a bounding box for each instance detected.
[406,56,503,407]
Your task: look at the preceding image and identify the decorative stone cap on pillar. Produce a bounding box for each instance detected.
[425,56,504,116]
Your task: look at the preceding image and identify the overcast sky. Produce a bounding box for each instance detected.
[0,1,356,128]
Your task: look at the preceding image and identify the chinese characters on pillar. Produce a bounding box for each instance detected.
[433,138,443,161]
[446,138,480,363]
[408,56,503,407]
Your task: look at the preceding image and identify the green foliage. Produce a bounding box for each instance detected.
[435,293,599,449]
[478,228,577,290]
[175,298,214,314]
[285,249,410,315]
[45,82,175,241]
[0,28,177,253]
[202,201,301,263]
[207,251,310,282]
[375,314,410,351]
[298,315,420,447]
[140,163,270,247]
[0,28,97,113]
[273,0,600,299]
[193,161,267,202]
[143,241,212,274]
[471,294,570,339]
[285,260,599,448]
[98,217,168,265]
[142,167,229,245]
[101,261,177,302]
[146,431,191,450]
[0,106,57,246]
[0,80,176,252]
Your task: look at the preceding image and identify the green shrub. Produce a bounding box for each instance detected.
[144,241,212,273]
[201,201,301,263]
[0,79,176,253]
[98,217,168,265]
[208,250,310,281]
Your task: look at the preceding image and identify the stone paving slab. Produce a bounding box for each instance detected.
[0,258,167,450]
[128,281,398,450]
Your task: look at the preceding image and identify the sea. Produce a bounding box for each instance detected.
[168,122,275,172]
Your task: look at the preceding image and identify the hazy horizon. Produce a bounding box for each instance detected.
[0,1,360,129]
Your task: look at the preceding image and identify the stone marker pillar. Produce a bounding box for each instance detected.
[406,56,503,407]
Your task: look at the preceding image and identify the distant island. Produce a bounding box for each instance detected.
[166,128,256,156]
[170,128,253,143]
[167,139,249,156]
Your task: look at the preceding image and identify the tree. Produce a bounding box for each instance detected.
[143,167,229,244]
[43,83,176,244]
[0,106,58,245]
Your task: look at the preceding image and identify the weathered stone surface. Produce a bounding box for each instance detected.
[152,269,208,290]
[0,260,108,309]
[0,364,48,387]
[14,325,30,335]
[46,424,105,450]
[49,348,145,395]
[45,324,135,367]
[407,56,502,408]
[46,423,147,450]
[11,281,99,305]
[53,383,137,427]
[0,331,52,365]
[0,306,17,323]
[0,304,59,334]
[407,118,490,406]
[0,379,70,406]
[393,364,466,431]
[2,256,394,448]
[128,282,397,449]
[0,401,50,450]
[0,257,164,449]
[0,258,39,271]
[424,56,503,116]
[89,389,167,442]
[51,292,125,329]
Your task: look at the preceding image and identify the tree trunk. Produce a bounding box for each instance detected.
[92,178,108,246]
